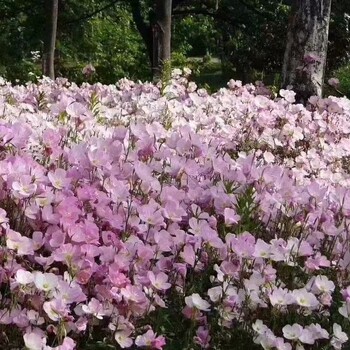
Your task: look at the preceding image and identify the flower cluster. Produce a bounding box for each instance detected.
[0,71,348,349]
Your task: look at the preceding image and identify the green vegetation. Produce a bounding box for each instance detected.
[0,0,349,90]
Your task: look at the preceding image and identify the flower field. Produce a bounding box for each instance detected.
[0,70,350,350]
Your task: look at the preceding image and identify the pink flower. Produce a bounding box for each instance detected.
[135,329,166,349]
[274,338,292,350]
[57,337,76,350]
[6,230,35,255]
[82,298,105,319]
[342,286,350,302]
[121,285,147,303]
[53,280,86,304]
[328,78,340,88]
[115,329,133,348]
[180,244,196,267]
[82,63,95,76]
[43,298,68,321]
[148,271,171,291]
[163,200,186,222]
[12,175,37,198]
[138,202,164,227]
[109,269,130,288]
[253,239,271,259]
[194,326,211,349]
[48,168,70,190]
[224,208,240,225]
[252,320,269,335]
[305,254,330,270]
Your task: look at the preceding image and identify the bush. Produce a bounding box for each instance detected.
[0,73,349,349]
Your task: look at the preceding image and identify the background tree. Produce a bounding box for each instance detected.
[130,0,188,80]
[282,0,332,103]
[152,0,172,80]
[43,0,59,79]
[0,0,349,92]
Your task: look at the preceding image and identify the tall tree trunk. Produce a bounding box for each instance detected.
[42,0,58,79]
[152,0,173,81]
[130,0,186,80]
[130,0,153,68]
[282,0,332,103]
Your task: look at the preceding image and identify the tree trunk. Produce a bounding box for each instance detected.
[130,0,153,68]
[282,0,332,103]
[152,0,173,81]
[42,0,58,79]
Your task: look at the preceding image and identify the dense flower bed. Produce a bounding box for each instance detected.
[0,70,349,350]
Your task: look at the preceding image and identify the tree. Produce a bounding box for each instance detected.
[152,0,172,79]
[282,0,332,103]
[130,0,187,80]
[42,0,59,79]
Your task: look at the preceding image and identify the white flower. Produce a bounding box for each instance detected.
[338,301,350,319]
[299,328,315,344]
[306,323,329,340]
[33,272,58,292]
[263,151,275,164]
[207,286,223,302]
[292,288,319,308]
[183,67,192,76]
[269,288,294,307]
[252,320,268,335]
[23,332,46,350]
[185,293,211,311]
[331,323,348,350]
[282,324,303,340]
[313,275,335,294]
[16,269,34,285]
[171,68,182,78]
[280,89,296,103]
[333,323,348,342]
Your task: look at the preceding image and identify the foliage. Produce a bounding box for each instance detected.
[215,0,290,83]
[58,6,151,84]
[0,0,350,89]
[328,0,350,72]
[332,64,350,98]
[172,15,219,57]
